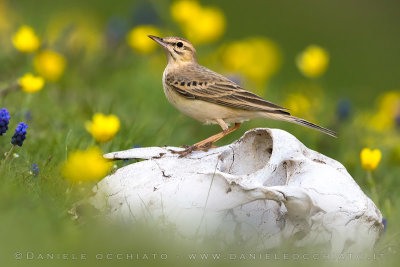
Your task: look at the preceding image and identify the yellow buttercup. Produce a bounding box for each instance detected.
[126,25,161,54]
[171,0,225,44]
[19,73,45,93]
[62,147,112,182]
[34,50,66,81]
[360,148,382,171]
[12,25,40,53]
[85,113,120,143]
[296,45,329,78]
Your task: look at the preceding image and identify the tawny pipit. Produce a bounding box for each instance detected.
[149,36,336,154]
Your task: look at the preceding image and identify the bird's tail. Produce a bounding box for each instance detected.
[262,111,337,137]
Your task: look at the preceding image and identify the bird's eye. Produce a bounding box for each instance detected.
[177,42,183,48]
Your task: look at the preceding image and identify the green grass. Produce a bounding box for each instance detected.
[1,1,400,266]
[1,52,399,267]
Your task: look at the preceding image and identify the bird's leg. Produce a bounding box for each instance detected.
[193,121,241,149]
[171,122,242,157]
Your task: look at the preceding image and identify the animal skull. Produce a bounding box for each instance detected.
[90,128,383,253]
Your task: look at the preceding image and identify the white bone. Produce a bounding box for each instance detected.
[90,128,383,253]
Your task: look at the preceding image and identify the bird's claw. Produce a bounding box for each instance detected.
[169,142,214,158]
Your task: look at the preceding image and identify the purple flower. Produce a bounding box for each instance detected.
[0,108,11,136]
[227,75,243,87]
[11,122,28,147]
[131,2,159,26]
[106,16,128,46]
[30,163,39,177]
[25,111,33,122]
[395,113,400,128]
[382,218,387,232]
[336,98,351,121]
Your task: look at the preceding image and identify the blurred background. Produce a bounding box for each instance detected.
[0,0,399,266]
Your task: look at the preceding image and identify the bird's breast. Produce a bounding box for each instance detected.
[162,69,178,105]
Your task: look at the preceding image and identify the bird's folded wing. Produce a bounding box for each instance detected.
[165,69,289,113]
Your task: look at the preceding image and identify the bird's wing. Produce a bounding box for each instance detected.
[165,65,289,113]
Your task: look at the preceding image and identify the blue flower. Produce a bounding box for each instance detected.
[30,163,39,177]
[336,98,351,121]
[25,111,33,122]
[11,122,28,147]
[227,75,243,87]
[106,16,128,46]
[395,113,400,128]
[131,1,159,26]
[382,218,387,232]
[0,108,11,136]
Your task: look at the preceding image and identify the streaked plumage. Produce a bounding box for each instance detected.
[149,35,336,152]
[165,64,288,112]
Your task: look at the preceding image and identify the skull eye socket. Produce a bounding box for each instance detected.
[177,42,183,48]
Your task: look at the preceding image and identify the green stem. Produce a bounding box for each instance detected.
[0,83,20,99]
[4,145,16,162]
[367,170,379,203]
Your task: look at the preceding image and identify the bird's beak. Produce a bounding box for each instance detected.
[148,35,166,48]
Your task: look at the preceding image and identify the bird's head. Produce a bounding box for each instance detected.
[148,36,197,64]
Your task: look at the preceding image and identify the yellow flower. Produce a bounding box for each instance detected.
[171,0,202,23]
[12,25,40,53]
[184,7,225,44]
[296,45,329,78]
[62,147,112,183]
[369,91,400,131]
[171,0,226,44]
[85,113,120,143]
[33,50,66,81]
[18,73,45,93]
[284,93,311,117]
[360,148,382,171]
[221,38,281,85]
[126,25,161,54]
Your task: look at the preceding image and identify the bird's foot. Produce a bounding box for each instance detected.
[169,142,215,158]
